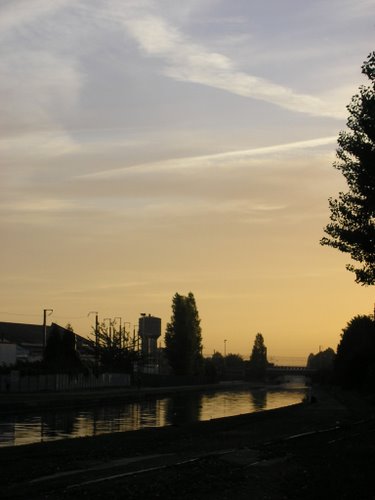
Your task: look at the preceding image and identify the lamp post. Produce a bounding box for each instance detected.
[224,339,227,358]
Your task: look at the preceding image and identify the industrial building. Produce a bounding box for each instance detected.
[0,322,94,366]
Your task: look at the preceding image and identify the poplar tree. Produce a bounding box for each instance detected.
[250,333,268,367]
[321,52,375,285]
[249,333,268,379]
[164,292,203,376]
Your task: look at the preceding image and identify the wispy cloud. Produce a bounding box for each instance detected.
[81,135,337,179]
[117,197,287,218]
[337,0,375,18]
[119,12,345,119]
[0,1,84,148]
[1,198,75,214]
[0,131,80,158]
[56,281,151,297]
[0,0,73,37]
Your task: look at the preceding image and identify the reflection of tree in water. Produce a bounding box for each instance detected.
[89,399,168,435]
[249,389,267,411]
[91,404,138,435]
[138,398,163,428]
[165,391,203,425]
[41,410,78,438]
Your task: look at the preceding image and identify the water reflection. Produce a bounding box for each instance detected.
[165,391,203,425]
[42,412,77,439]
[0,386,307,448]
[249,388,267,410]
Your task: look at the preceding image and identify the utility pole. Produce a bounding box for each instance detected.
[132,324,136,350]
[88,311,99,367]
[114,317,122,348]
[43,308,53,352]
[124,322,131,349]
[104,318,113,347]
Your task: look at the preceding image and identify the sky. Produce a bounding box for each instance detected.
[1,0,374,360]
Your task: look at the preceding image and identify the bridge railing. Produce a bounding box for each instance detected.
[267,365,307,371]
[266,366,316,375]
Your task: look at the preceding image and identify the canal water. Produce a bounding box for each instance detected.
[0,383,308,448]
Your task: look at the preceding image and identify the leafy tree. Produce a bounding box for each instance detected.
[211,351,225,377]
[202,357,218,383]
[164,292,203,376]
[94,322,139,373]
[224,353,245,380]
[335,315,375,387]
[248,333,268,379]
[207,352,245,380]
[320,52,375,285]
[307,347,336,383]
[307,347,335,371]
[225,353,244,370]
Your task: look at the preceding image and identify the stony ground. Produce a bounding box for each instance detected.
[1,386,374,499]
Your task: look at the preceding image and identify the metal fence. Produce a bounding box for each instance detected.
[0,371,131,392]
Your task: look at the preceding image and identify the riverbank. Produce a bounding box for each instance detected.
[1,385,375,499]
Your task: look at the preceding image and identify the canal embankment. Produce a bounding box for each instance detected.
[1,385,374,499]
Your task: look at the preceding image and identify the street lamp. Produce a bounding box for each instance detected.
[224,339,227,358]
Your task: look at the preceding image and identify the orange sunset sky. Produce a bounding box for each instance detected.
[1,0,373,359]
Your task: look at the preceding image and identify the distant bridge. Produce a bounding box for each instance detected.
[266,365,316,376]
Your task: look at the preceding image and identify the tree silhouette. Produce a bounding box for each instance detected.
[248,333,268,379]
[335,315,375,387]
[307,347,336,383]
[164,292,203,376]
[225,353,244,370]
[210,351,225,378]
[307,347,335,371]
[321,52,375,285]
[94,322,139,373]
